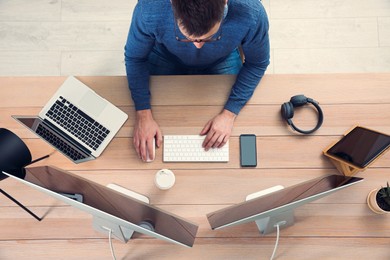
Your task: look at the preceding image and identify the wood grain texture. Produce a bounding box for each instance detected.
[270,18,378,49]
[1,0,389,76]
[274,47,390,74]
[270,0,390,18]
[1,74,390,108]
[1,238,389,260]
[0,74,389,259]
[379,17,390,47]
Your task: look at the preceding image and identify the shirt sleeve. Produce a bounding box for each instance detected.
[224,5,270,114]
[124,2,155,111]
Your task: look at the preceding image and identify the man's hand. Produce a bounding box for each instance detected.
[133,109,162,162]
[200,109,236,151]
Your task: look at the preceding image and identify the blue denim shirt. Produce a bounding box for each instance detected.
[125,0,270,114]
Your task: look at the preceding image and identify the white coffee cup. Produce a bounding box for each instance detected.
[154,169,175,190]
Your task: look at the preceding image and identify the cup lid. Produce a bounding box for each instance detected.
[155,169,175,190]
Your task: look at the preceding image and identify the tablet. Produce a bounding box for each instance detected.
[324,126,390,169]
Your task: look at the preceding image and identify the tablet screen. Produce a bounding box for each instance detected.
[327,126,390,168]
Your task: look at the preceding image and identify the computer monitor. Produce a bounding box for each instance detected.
[207,174,363,234]
[3,166,198,247]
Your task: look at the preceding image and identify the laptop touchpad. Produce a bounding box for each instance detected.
[79,91,107,117]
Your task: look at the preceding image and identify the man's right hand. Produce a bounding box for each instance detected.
[133,109,162,162]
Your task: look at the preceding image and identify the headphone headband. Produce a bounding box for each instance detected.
[281,95,323,134]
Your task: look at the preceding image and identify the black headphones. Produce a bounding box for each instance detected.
[281,95,324,134]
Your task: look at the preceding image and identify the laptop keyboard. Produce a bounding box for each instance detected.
[163,135,229,162]
[45,96,110,151]
[36,123,88,161]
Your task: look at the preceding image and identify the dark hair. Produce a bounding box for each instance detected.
[171,0,225,37]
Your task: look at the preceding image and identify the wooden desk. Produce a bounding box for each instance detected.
[1,74,389,259]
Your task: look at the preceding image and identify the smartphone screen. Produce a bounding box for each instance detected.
[240,134,257,167]
[326,126,390,168]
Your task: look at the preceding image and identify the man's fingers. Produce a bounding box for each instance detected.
[200,120,212,136]
[133,137,141,159]
[156,129,163,148]
[218,135,229,148]
[147,138,154,160]
[213,135,226,148]
[140,141,147,161]
[204,132,219,151]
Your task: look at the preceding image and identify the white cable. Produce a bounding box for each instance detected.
[103,227,117,260]
[270,223,281,260]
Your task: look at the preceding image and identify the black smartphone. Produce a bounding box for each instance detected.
[325,126,390,169]
[240,134,257,167]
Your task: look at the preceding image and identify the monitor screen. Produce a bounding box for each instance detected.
[207,174,363,230]
[325,126,390,168]
[3,166,198,247]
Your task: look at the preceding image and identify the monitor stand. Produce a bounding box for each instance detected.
[246,185,294,235]
[92,184,151,243]
[326,157,361,177]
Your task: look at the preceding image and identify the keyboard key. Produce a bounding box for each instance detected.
[163,135,229,162]
[45,96,110,151]
[36,124,87,161]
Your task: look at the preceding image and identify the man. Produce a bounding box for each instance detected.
[125,0,270,162]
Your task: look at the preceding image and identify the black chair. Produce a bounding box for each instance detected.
[0,128,49,221]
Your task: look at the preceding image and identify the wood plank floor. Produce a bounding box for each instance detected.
[0,0,389,76]
[1,1,389,258]
[0,74,389,259]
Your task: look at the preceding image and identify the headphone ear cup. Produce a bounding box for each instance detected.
[281,102,294,123]
[281,95,323,134]
[290,95,308,107]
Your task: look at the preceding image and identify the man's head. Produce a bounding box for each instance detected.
[172,0,226,42]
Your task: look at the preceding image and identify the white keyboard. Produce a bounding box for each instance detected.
[163,135,229,162]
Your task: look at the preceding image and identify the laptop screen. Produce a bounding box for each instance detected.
[12,116,93,163]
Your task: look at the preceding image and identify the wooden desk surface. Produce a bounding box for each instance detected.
[1,74,389,259]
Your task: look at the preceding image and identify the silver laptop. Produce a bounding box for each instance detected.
[13,76,128,163]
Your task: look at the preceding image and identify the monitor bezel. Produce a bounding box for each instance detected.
[2,168,197,247]
[207,174,364,230]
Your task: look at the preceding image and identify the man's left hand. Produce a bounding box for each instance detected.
[200,109,236,150]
